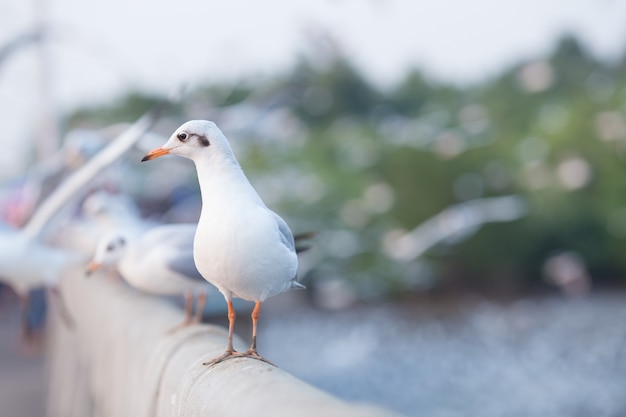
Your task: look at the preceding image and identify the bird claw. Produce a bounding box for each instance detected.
[243,349,275,366]
[203,350,244,366]
[203,349,275,366]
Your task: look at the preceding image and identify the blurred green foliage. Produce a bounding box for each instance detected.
[68,36,626,299]
[68,92,167,126]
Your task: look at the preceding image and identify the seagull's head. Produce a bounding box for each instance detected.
[141,120,227,162]
[85,231,129,276]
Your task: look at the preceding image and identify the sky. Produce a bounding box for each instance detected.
[1,0,626,174]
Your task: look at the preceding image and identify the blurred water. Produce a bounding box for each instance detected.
[262,293,626,417]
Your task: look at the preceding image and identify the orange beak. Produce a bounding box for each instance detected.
[141,147,170,162]
[85,261,101,276]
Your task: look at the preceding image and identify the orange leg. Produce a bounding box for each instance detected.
[247,301,261,354]
[193,292,207,323]
[183,291,194,325]
[166,291,194,333]
[204,299,243,365]
[225,299,236,352]
[243,301,273,365]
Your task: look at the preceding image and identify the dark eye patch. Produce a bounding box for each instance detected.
[177,132,209,146]
[194,134,210,147]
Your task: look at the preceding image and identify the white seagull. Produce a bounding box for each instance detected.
[86,224,212,330]
[0,113,157,340]
[0,225,80,337]
[142,120,303,364]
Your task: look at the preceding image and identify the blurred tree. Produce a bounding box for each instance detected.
[289,57,382,126]
[63,35,626,300]
[68,92,172,127]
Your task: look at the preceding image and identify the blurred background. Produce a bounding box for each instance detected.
[2,1,626,416]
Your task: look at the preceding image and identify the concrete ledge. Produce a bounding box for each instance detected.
[46,269,401,417]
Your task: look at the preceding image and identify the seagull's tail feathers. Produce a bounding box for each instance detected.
[294,231,316,254]
[290,280,306,290]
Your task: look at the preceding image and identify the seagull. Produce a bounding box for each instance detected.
[142,120,303,365]
[0,224,80,340]
[86,224,212,330]
[0,111,158,342]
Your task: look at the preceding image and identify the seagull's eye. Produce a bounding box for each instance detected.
[106,243,115,251]
[177,132,188,141]
[118,238,126,246]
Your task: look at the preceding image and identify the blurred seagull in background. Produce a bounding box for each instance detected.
[54,190,155,254]
[142,120,303,365]
[0,128,108,228]
[0,112,158,342]
[86,224,212,330]
[0,224,79,340]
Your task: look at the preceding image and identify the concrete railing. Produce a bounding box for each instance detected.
[46,268,401,417]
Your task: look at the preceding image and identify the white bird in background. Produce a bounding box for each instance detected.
[53,189,155,254]
[0,128,108,228]
[86,224,212,330]
[81,190,144,230]
[142,120,303,365]
[0,112,157,340]
[0,225,79,338]
[0,228,71,298]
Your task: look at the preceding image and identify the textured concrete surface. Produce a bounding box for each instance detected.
[45,269,400,417]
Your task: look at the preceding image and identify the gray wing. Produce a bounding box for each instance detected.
[143,223,197,246]
[166,250,205,282]
[142,224,205,283]
[273,212,296,254]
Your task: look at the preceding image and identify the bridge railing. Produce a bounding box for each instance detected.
[46,267,401,417]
